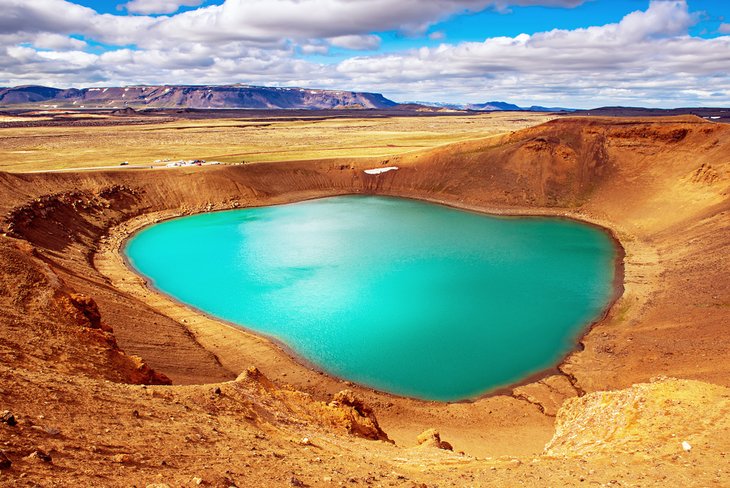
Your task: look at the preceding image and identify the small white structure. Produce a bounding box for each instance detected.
[364,166,399,175]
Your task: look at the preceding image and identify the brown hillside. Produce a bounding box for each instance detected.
[0,116,728,486]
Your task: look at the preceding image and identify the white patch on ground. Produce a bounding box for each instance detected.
[364,166,399,175]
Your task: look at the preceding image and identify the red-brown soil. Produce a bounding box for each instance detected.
[0,116,728,486]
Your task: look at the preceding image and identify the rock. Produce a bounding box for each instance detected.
[682,441,692,452]
[112,453,133,464]
[24,450,52,463]
[0,451,11,469]
[63,293,108,331]
[545,379,728,458]
[325,390,391,442]
[299,437,313,446]
[330,389,359,408]
[237,366,262,381]
[235,367,276,390]
[127,355,172,386]
[0,411,16,426]
[213,387,222,396]
[290,476,306,487]
[417,428,439,446]
[146,484,170,488]
[191,476,204,485]
[416,428,453,450]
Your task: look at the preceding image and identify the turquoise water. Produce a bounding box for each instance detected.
[126,196,617,401]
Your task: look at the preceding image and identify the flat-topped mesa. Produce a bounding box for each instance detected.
[0,84,398,110]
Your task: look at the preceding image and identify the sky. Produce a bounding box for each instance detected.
[2,0,730,107]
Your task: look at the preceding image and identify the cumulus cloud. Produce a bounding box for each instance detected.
[0,0,95,35]
[0,0,586,46]
[0,0,158,47]
[330,35,381,51]
[32,33,88,50]
[150,0,487,43]
[719,23,730,34]
[491,0,584,13]
[500,0,584,4]
[0,0,729,108]
[122,0,205,15]
[335,0,730,106]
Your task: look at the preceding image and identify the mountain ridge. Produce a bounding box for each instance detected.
[407,100,575,112]
[0,84,398,110]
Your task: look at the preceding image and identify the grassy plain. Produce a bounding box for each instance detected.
[0,111,556,172]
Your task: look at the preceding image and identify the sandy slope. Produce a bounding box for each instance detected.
[0,116,728,486]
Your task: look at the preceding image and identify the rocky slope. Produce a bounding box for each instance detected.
[0,84,397,110]
[0,116,728,486]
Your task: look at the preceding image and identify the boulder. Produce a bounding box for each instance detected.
[1,411,16,426]
[112,453,133,464]
[290,476,306,486]
[0,451,11,469]
[416,428,453,450]
[24,450,52,463]
[235,366,276,390]
[126,355,172,386]
[324,390,390,442]
[60,293,111,332]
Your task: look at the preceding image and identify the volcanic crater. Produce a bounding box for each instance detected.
[1,116,729,487]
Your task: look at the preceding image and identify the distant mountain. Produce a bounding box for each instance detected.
[525,105,576,113]
[573,106,730,120]
[0,84,398,110]
[393,103,463,112]
[408,100,575,112]
[405,101,466,110]
[0,86,65,105]
[466,101,522,111]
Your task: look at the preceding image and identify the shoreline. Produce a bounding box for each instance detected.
[100,191,627,405]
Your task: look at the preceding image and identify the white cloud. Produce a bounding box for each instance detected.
[123,0,205,15]
[330,35,381,50]
[719,23,730,34]
[502,0,583,4]
[0,0,587,47]
[1,0,729,108]
[0,0,95,35]
[491,0,584,13]
[32,33,87,50]
[5,46,38,64]
[299,43,329,55]
[149,0,488,44]
[331,0,730,107]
